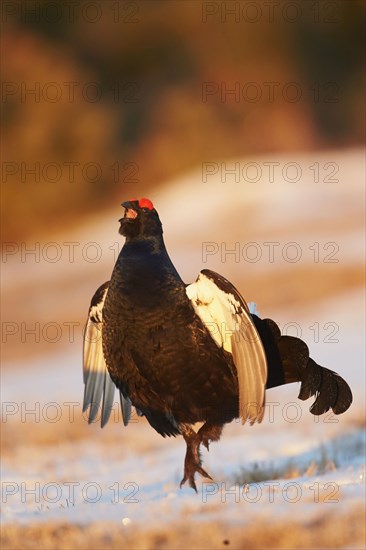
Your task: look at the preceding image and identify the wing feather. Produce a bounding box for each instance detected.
[83,281,132,427]
[119,391,132,426]
[186,269,267,425]
[101,371,116,428]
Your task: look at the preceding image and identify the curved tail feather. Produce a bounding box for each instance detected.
[298,359,352,415]
[330,373,353,414]
[252,315,353,416]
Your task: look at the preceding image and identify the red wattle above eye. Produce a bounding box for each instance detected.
[139,198,154,210]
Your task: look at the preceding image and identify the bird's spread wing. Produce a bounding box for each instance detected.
[186,269,267,425]
[83,281,131,427]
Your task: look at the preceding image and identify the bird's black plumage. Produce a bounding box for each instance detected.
[83,198,353,491]
[103,205,239,433]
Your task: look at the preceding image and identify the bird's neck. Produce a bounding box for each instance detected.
[112,236,185,307]
[117,234,183,285]
[122,234,169,258]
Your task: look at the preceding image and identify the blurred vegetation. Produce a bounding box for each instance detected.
[1,0,365,242]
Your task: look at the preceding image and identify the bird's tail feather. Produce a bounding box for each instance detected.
[252,315,353,416]
[297,357,353,415]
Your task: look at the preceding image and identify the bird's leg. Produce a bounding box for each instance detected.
[179,424,213,492]
[197,422,224,451]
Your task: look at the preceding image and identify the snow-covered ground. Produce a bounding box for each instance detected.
[1,148,365,548]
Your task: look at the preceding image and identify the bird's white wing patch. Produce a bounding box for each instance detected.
[186,270,267,425]
[83,282,131,427]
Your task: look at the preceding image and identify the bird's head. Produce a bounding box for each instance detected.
[119,198,162,239]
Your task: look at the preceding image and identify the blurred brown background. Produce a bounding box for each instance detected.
[1,0,364,241]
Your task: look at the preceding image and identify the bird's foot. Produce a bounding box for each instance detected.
[179,424,213,492]
[180,460,213,492]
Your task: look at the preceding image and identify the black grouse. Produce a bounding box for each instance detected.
[83,198,352,491]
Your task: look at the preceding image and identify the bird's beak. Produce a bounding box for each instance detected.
[121,201,138,220]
